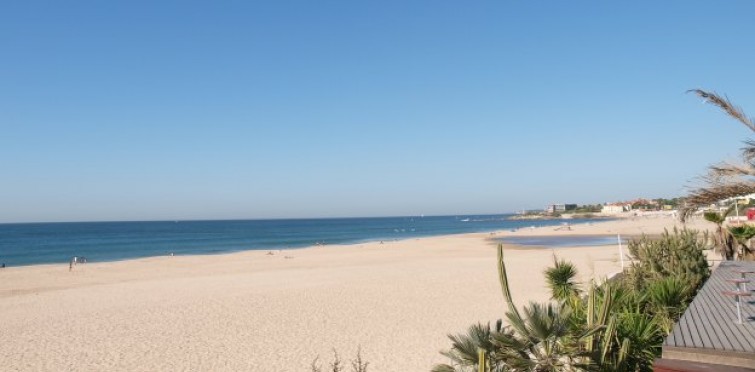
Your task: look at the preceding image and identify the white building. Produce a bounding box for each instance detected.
[602,204,628,214]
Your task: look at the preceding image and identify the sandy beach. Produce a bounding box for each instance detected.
[0,215,710,371]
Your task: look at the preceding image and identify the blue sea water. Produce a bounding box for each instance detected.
[0,215,606,267]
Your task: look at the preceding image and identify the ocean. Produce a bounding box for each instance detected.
[0,215,604,267]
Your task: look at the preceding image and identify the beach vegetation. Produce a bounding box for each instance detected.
[701,206,755,260]
[544,256,581,302]
[571,205,603,214]
[434,229,709,372]
[623,229,709,297]
[702,206,736,260]
[350,348,369,372]
[311,349,368,372]
[434,323,501,371]
[727,224,755,260]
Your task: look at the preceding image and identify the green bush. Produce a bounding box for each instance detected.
[435,229,711,372]
[624,228,710,297]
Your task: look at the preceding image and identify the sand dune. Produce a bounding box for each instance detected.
[0,214,710,371]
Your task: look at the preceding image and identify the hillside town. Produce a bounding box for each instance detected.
[513,198,681,220]
[515,195,755,223]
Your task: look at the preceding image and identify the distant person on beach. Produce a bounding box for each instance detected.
[554,223,572,231]
[69,259,73,272]
[1,263,5,268]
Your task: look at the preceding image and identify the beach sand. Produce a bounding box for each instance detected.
[0,214,710,371]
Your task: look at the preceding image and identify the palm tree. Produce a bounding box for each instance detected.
[544,256,581,303]
[436,230,711,372]
[612,313,664,372]
[434,244,692,371]
[491,302,581,371]
[644,277,690,332]
[702,205,736,260]
[495,249,642,372]
[432,322,503,372]
[727,224,755,259]
[437,246,631,372]
[682,90,755,223]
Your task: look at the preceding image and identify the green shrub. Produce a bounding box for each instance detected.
[544,256,581,302]
[624,228,710,297]
[436,229,712,372]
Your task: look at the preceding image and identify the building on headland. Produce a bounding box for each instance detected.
[539,198,679,216]
[545,204,577,214]
[602,198,680,213]
[546,204,565,214]
[601,203,630,214]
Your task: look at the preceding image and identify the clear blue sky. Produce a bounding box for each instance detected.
[2,1,755,223]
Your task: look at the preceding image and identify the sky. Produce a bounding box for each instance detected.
[2,1,755,223]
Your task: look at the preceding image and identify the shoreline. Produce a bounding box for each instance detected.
[1,219,619,271]
[0,214,711,371]
[0,215,706,298]
[0,216,617,269]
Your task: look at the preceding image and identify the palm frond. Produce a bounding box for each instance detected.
[742,139,755,162]
[702,204,735,225]
[544,255,581,302]
[681,181,755,219]
[430,364,459,372]
[710,162,755,178]
[688,89,755,132]
[441,323,495,367]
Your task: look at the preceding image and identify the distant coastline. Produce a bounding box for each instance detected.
[507,213,617,221]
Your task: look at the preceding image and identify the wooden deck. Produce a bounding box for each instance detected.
[661,261,755,369]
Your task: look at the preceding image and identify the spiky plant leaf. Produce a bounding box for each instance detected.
[497,244,522,324]
[544,256,581,302]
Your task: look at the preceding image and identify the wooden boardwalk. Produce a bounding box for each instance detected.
[662,261,755,369]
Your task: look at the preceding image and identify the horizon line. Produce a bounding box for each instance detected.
[0,212,521,225]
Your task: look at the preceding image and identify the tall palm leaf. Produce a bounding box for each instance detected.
[682,90,755,222]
